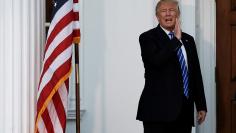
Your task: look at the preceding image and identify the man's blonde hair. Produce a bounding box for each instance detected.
[155,0,180,15]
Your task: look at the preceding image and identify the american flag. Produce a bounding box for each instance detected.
[35,0,80,132]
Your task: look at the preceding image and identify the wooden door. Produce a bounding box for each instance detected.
[216,0,236,133]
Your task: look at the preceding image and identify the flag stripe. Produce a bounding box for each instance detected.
[44,21,74,61]
[73,21,80,29]
[35,0,80,132]
[73,29,80,37]
[38,34,73,91]
[44,11,74,56]
[35,66,72,133]
[37,46,72,100]
[48,100,64,133]
[64,79,69,92]
[47,0,73,39]
[73,0,79,4]
[37,57,72,112]
[53,90,67,127]
[58,83,68,109]
[38,117,47,133]
[42,109,55,133]
[43,34,73,77]
[73,3,79,12]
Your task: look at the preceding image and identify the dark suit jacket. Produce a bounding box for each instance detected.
[136,25,207,124]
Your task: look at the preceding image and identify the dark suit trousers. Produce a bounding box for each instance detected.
[143,123,192,133]
[143,96,193,133]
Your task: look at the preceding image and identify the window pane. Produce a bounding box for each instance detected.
[46,0,53,22]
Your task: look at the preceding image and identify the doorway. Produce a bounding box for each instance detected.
[216,0,236,133]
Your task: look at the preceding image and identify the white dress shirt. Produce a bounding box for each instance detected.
[160,26,189,69]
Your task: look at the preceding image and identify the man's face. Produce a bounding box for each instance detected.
[156,2,179,31]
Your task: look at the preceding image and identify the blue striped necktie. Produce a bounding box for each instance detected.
[168,32,189,98]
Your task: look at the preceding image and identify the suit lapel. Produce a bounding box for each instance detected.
[154,25,193,59]
[181,36,192,68]
[181,36,191,54]
[154,25,172,47]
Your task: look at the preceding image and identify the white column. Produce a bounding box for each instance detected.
[196,0,216,133]
[3,0,14,132]
[0,0,4,131]
[0,0,43,132]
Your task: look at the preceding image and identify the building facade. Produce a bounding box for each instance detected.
[0,0,216,133]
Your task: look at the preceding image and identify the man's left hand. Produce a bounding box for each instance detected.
[197,110,206,125]
[174,18,181,40]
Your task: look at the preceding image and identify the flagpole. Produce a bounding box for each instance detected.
[73,0,80,132]
[74,43,80,133]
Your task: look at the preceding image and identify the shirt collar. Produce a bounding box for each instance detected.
[160,25,173,35]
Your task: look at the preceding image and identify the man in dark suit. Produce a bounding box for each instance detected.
[136,0,207,133]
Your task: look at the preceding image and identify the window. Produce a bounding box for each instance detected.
[45,0,53,37]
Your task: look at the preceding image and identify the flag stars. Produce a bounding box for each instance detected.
[53,0,57,7]
[54,2,57,7]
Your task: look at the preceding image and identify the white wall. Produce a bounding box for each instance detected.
[79,0,215,133]
[195,0,216,133]
[80,0,154,133]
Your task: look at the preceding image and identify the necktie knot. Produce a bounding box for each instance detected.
[168,32,174,39]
